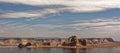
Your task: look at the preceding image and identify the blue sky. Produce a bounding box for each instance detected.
[0,0,120,40]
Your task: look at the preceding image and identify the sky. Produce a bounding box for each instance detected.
[0,0,120,40]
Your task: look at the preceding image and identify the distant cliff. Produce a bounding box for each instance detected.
[0,36,119,48]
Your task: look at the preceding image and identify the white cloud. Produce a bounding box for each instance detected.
[62,18,120,30]
[58,18,120,40]
[0,0,120,12]
[0,9,60,18]
[0,0,120,40]
[30,24,63,29]
[0,0,120,18]
[0,23,70,38]
[0,30,5,33]
[0,20,13,25]
[0,18,120,40]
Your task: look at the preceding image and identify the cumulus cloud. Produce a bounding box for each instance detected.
[0,0,120,12]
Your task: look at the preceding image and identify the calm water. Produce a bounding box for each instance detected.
[0,48,120,53]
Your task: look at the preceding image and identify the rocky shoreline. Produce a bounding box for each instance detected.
[0,42,120,49]
[0,36,120,49]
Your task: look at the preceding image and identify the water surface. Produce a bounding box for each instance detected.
[0,48,120,53]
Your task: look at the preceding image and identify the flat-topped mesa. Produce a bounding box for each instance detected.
[0,36,117,48]
[62,36,114,47]
[15,36,116,48]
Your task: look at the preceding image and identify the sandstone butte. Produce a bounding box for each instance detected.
[0,36,120,48]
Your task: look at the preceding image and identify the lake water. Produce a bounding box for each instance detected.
[0,48,120,53]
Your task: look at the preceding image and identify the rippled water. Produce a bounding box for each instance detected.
[0,48,120,53]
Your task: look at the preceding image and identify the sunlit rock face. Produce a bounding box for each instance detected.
[65,36,80,46]
[20,38,29,45]
[62,35,115,47]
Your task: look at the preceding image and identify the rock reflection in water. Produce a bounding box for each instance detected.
[63,48,86,53]
[0,48,120,53]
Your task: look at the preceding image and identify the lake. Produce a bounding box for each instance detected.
[0,48,120,53]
